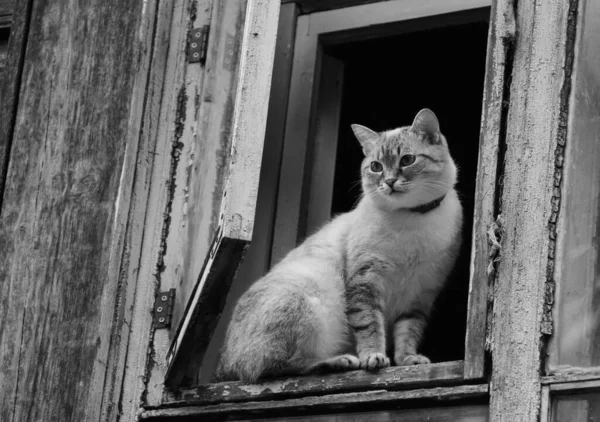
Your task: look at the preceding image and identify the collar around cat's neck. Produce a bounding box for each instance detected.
[406,195,446,214]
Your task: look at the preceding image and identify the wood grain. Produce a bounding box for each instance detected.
[0,0,156,419]
[488,0,573,420]
[105,0,210,417]
[170,0,249,343]
[543,366,600,385]
[463,0,514,380]
[164,361,464,406]
[164,0,281,386]
[143,384,488,421]
[128,0,216,408]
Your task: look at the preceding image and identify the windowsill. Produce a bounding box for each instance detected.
[164,360,465,407]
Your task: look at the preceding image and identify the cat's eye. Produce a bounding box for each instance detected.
[370,161,383,172]
[400,154,416,167]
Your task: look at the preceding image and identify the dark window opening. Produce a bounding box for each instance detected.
[327,16,489,363]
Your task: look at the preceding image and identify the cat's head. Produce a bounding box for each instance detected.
[351,109,457,211]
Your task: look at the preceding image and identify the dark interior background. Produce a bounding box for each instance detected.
[327,13,489,363]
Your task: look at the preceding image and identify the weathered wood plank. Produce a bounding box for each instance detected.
[164,0,281,386]
[165,361,464,406]
[548,380,600,393]
[198,2,301,384]
[124,0,216,409]
[0,0,14,27]
[548,0,600,371]
[488,0,574,420]
[463,0,514,380]
[542,367,600,385]
[0,0,157,420]
[169,0,249,344]
[143,385,488,421]
[105,0,206,418]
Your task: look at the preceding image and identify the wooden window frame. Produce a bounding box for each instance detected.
[139,0,515,418]
[541,377,600,422]
[137,0,516,418]
[270,0,493,385]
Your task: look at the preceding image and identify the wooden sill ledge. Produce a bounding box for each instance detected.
[162,360,466,407]
[142,384,488,421]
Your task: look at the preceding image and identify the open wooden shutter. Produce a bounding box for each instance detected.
[164,0,280,385]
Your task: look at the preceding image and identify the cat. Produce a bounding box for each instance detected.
[214,109,463,383]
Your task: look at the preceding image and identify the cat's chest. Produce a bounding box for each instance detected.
[360,215,454,266]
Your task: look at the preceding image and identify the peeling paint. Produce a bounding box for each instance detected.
[542,0,579,338]
[156,86,187,274]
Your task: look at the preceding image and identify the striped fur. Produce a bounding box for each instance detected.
[215,109,462,382]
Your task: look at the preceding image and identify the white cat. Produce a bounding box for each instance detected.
[215,109,463,383]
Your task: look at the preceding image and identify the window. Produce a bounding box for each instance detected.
[142,0,510,419]
[194,0,492,388]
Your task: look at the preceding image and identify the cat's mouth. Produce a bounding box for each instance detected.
[383,186,409,195]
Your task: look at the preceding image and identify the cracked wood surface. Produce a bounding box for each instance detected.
[0,0,157,420]
[488,0,572,420]
[164,361,464,406]
[145,384,488,421]
[464,0,513,381]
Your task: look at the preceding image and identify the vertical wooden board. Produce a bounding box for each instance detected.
[130,0,215,408]
[463,0,512,380]
[489,0,571,420]
[101,0,195,418]
[549,0,600,371]
[303,53,344,237]
[0,0,153,420]
[168,0,248,341]
[164,0,281,386]
[198,2,299,384]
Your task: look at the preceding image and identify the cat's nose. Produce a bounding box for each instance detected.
[384,178,397,188]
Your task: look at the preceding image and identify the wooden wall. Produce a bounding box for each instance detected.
[0,0,159,420]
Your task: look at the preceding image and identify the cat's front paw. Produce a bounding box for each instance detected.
[360,352,390,371]
[395,354,431,366]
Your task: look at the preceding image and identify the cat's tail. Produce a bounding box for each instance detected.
[212,283,318,383]
[212,341,293,383]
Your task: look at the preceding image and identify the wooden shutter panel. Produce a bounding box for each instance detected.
[164,0,280,385]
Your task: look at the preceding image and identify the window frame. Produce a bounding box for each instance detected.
[141,0,513,417]
[270,0,494,385]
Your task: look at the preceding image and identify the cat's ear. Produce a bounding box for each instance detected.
[412,108,440,144]
[351,124,379,155]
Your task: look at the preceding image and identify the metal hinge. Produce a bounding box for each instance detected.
[188,25,209,64]
[154,289,176,329]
